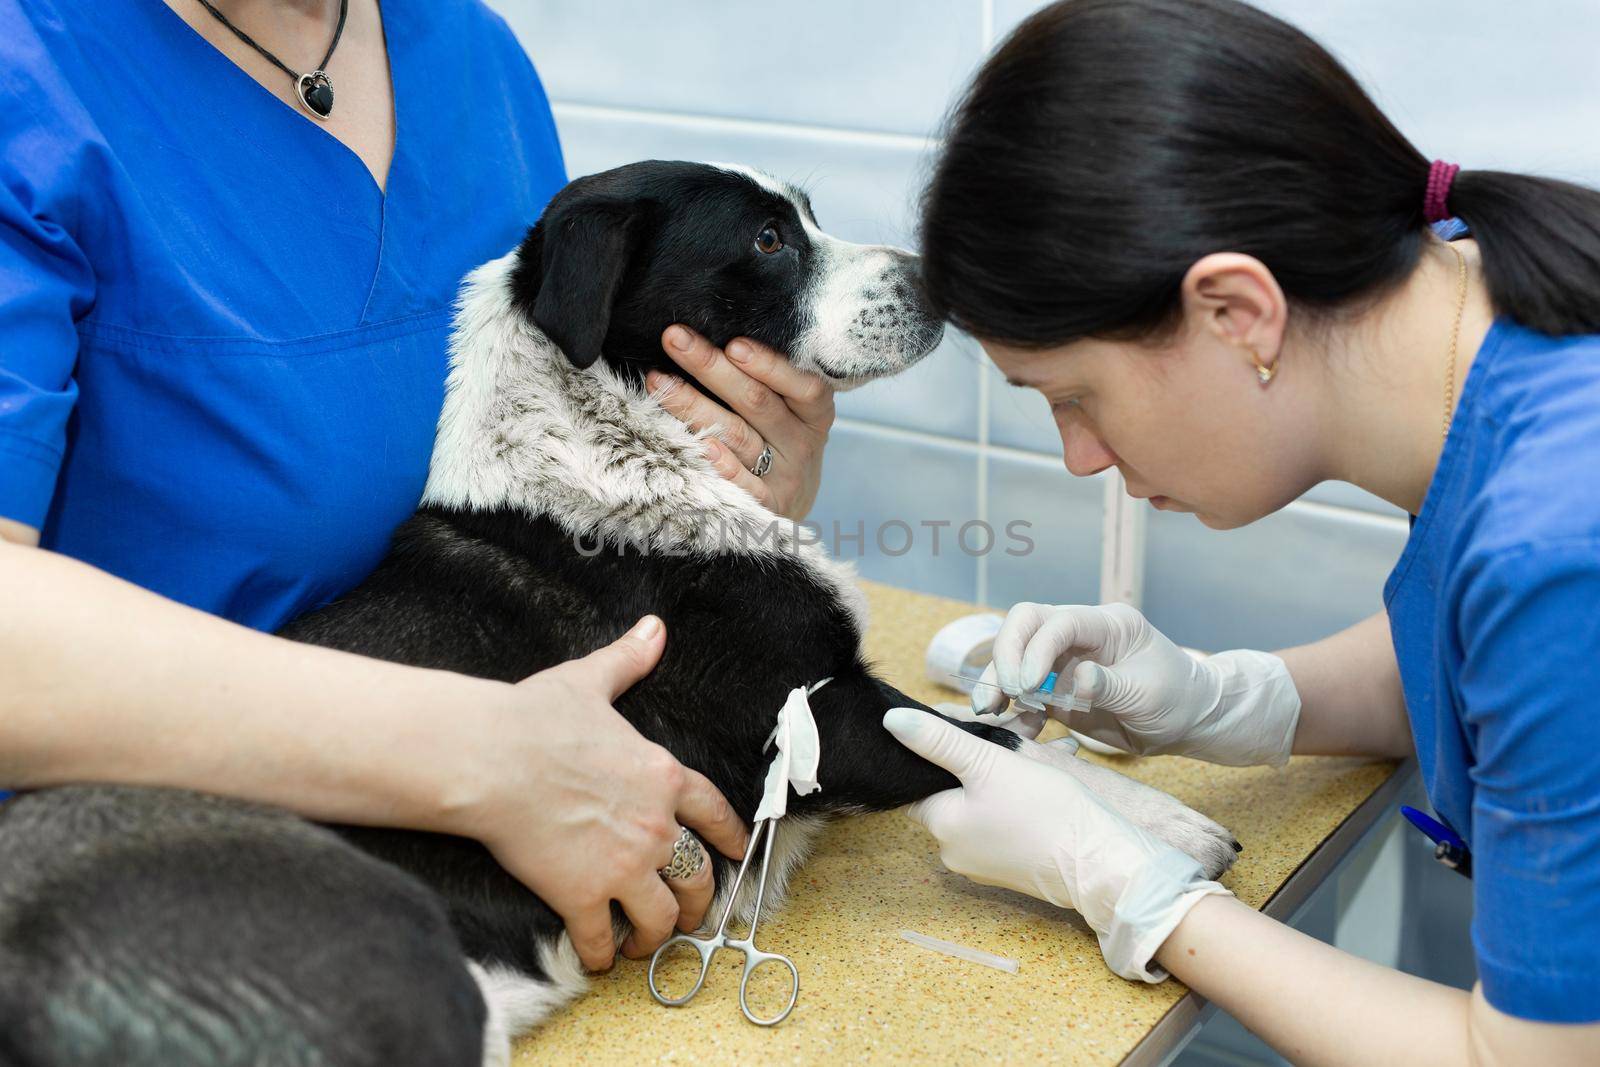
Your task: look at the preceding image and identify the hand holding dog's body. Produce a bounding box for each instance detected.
[467,616,748,971]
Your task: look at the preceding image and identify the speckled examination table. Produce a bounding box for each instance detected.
[516,581,1407,1065]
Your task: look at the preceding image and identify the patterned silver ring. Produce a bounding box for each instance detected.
[751,444,774,478]
[657,826,707,881]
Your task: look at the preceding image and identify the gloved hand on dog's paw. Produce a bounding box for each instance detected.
[883,707,1229,982]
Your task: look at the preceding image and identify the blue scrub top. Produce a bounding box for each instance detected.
[1386,239,1600,1021]
[0,0,567,630]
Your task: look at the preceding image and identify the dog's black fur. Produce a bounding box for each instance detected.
[0,787,487,1067]
[516,163,816,372]
[0,162,1233,1067]
[289,508,1011,980]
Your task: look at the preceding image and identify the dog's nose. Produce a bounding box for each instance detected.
[884,248,922,281]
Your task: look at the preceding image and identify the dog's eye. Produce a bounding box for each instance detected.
[755,225,784,255]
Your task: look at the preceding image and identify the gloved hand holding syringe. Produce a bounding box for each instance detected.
[950,601,1305,767]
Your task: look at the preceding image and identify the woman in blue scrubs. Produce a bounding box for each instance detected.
[883,1,1600,1062]
[0,0,833,988]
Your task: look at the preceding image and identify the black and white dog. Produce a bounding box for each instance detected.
[0,162,1238,1067]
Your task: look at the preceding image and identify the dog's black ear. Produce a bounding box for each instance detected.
[531,201,646,369]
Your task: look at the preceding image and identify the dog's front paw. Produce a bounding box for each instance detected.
[1129,785,1241,881]
[1022,742,1241,880]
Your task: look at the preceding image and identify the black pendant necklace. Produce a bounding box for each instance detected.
[193,0,349,119]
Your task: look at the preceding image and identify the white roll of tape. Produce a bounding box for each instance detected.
[923,612,1006,689]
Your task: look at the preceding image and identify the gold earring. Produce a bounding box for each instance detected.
[1251,350,1276,385]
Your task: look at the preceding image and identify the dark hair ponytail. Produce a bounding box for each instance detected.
[920,0,1600,345]
[1449,171,1600,335]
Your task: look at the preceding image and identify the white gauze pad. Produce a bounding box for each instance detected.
[753,680,828,821]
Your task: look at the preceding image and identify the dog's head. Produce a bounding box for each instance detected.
[508,161,943,390]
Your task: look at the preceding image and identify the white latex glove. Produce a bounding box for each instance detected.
[883,708,1228,981]
[972,602,1301,767]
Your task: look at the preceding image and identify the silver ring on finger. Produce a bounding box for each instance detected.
[750,444,774,478]
[657,826,707,881]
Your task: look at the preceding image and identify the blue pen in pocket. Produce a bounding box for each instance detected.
[1400,805,1472,878]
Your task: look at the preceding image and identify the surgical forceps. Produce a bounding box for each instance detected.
[646,815,800,1026]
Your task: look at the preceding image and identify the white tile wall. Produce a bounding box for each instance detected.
[1145,502,1410,652]
[504,1,984,138]
[985,453,1106,609]
[489,0,1599,647]
[809,421,982,599]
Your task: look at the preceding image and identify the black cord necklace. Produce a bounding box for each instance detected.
[193,0,350,119]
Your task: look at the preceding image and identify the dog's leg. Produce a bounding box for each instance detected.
[1016,740,1241,878]
[806,673,1239,879]
[802,674,1023,810]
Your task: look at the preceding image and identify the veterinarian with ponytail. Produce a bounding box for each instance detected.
[0,0,836,993]
[886,1,1600,1062]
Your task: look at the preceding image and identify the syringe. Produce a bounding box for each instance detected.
[938,665,1091,715]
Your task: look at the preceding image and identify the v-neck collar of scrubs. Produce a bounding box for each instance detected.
[149,0,400,197]
[143,0,412,322]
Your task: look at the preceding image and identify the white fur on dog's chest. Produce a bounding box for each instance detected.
[422,252,868,634]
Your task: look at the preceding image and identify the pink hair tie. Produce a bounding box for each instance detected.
[1424,159,1460,223]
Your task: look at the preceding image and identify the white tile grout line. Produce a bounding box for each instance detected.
[986,438,1063,465]
[834,415,1068,466]
[975,422,989,602]
[550,101,939,154]
[1100,470,1148,608]
[973,1,993,605]
[832,416,1410,532]
[835,415,977,450]
[968,0,992,603]
[975,359,992,603]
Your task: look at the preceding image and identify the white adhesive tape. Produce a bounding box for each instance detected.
[923,613,1025,727]
[753,682,826,822]
[923,612,1005,686]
